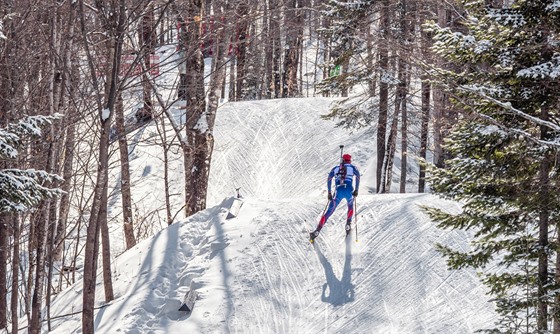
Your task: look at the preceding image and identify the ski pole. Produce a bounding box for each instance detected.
[321,198,330,216]
[354,196,358,242]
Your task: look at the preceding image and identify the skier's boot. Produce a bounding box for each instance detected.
[309,230,320,242]
[345,220,352,236]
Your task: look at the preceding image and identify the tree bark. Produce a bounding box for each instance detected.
[270,0,282,98]
[10,214,20,334]
[282,0,303,97]
[115,93,137,249]
[29,201,51,334]
[537,106,551,332]
[235,2,249,100]
[376,0,390,192]
[263,0,272,98]
[80,0,125,330]
[0,214,7,330]
[100,178,114,302]
[399,0,414,193]
[183,0,207,217]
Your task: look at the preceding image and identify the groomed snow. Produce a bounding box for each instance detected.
[42,97,497,333]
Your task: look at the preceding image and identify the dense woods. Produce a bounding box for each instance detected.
[0,0,558,332]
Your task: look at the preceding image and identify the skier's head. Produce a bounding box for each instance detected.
[342,154,352,163]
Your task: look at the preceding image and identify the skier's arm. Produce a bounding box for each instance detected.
[354,167,361,191]
[327,168,335,193]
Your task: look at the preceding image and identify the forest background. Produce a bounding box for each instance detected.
[1,0,559,333]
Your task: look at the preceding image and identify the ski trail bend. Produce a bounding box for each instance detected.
[192,194,496,333]
[202,97,495,333]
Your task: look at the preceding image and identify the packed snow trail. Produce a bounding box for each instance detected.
[168,194,493,334]
[44,97,496,333]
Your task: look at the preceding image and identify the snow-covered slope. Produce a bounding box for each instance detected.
[45,97,496,333]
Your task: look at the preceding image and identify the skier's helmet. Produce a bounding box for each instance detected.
[343,154,352,163]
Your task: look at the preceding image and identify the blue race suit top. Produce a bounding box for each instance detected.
[327,163,361,193]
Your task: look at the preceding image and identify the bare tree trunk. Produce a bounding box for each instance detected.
[399,0,414,194]
[365,19,376,97]
[79,0,125,330]
[263,0,272,98]
[432,7,450,168]
[555,237,560,333]
[376,0,390,192]
[11,214,20,334]
[158,116,173,225]
[270,0,282,98]
[228,57,236,101]
[399,85,408,194]
[29,201,50,334]
[100,178,114,302]
[56,85,77,277]
[0,214,7,330]
[235,2,249,100]
[381,55,403,193]
[183,0,207,217]
[321,13,331,98]
[25,216,35,323]
[537,106,551,332]
[115,93,137,249]
[140,4,156,118]
[282,0,303,97]
[418,3,432,192]
[46,201,58,331]
[418,75,430,192]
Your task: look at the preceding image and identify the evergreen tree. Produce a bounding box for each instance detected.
[424,0,560,332]
[0,115,63,212]
[317,1,362,94]
[317,0,374,104]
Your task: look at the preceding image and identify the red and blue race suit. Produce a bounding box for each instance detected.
[317,163,361,231]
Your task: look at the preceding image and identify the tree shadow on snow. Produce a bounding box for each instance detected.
[315,237,355,306]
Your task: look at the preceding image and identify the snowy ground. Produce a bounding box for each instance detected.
[41,97,497,333]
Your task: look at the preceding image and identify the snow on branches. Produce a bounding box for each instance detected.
[0,114,64,213]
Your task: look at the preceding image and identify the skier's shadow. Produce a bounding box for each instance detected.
[315,237,355,306]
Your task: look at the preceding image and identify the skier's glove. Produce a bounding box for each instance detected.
[328,192,333,201]
[352,190,358,197]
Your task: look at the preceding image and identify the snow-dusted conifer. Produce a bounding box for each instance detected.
[425,1,560,332]
[316,0,373,99]
[0,115,63,212]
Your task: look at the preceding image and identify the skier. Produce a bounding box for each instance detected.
[310,153,360,241]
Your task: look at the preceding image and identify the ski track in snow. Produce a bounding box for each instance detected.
[172,195,494,334]
[44,97,496,333]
